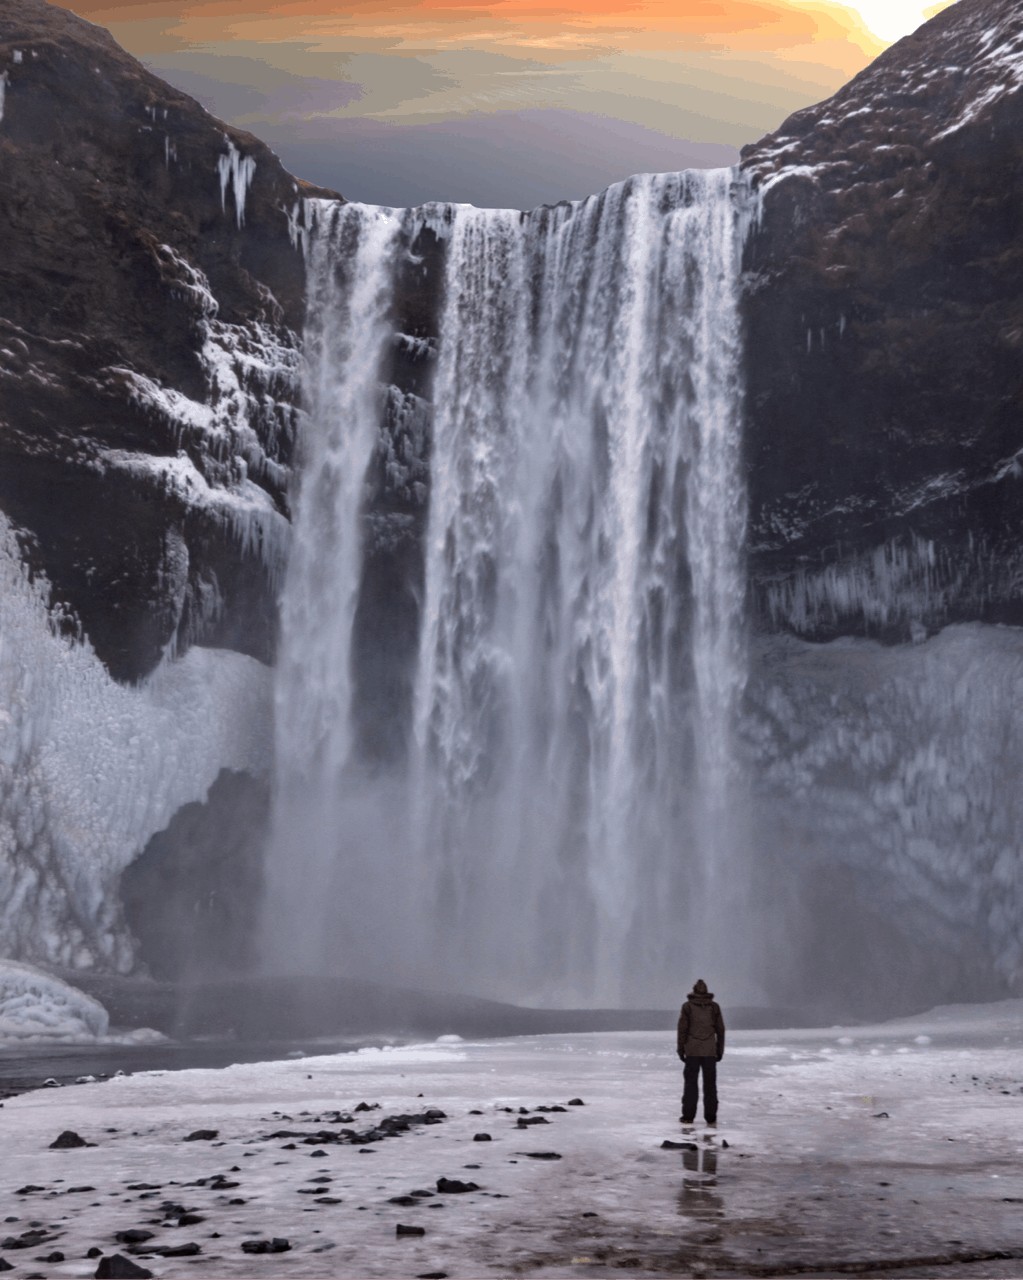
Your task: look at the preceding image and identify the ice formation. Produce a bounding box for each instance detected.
[267,171,753,1007]
[0,959,109,1040]
[745,623,1023,986]
[218,137,257,229]
[0,513,273,971]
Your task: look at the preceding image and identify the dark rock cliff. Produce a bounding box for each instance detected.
[741,0,1023,644]
[0,0,339,682]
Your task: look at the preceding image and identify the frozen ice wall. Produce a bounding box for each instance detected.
[266,171,753,1007]
[744,624,1023,1011]
[0,513,272,971]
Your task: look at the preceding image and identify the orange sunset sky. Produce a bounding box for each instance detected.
[69,0,957,205]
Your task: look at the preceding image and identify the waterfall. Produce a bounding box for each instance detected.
[266,170,751,1007]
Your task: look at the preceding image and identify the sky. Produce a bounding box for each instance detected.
[70,0,957,207]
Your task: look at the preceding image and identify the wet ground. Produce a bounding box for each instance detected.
[0,1003,1021,1278]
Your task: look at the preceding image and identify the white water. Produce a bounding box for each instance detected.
[267,171,752,1006]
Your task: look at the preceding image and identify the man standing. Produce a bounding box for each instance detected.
[677,978,725,1126]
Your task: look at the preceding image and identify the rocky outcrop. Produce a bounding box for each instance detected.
[741,0,1023,644]
[0,0,339,682]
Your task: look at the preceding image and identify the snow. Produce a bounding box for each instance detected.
[0,513,273,972]
[1,1005,1022,1276]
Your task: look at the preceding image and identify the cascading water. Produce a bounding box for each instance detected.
[265,169,753,1007]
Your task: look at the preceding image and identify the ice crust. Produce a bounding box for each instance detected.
[1,1015,1022,1275]
[0,513,273,971]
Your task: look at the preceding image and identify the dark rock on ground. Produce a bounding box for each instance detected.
[49,1130,89,1148]
[436,1178,479,1194]
[473,1133,492,1141]
[521,1152,562,1160]
[742,0,1023,644]
[113,1231,153,1245]
[396,1224,426,1237]
[182,1129,218,1141]
[240,1238,290,1254]
[94,1256,152,1280]
[0,0,340,683]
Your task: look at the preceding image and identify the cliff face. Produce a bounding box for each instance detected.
[741,0,1023,644]
[0,0,338,682]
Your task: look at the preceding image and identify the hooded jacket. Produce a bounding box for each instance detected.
[677,981,725,1059]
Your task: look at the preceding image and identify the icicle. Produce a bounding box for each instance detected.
[217,136,257,229]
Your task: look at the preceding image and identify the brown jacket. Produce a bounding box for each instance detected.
[677,990,725,1059]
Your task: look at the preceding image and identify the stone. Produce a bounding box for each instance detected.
[240,1239,291,1254]
[416,1273,449,1278]
[436,1178,479,1194]
[567,1099,584,1106]
[183,1130,218,1142]
[113,1232,154,1245]
[396,1224,426,1237]
[49,1131,88,1149]
[176,1215,205,1227]
[520,1152,562,1160]
[43,1253,64,1263]
[94,1256,153,1279]
[87,1248,103,1258]
[473,1133,492,1141]
[661,1141,697,1150]
[0,1261,10,1273]
[314,1197,342,1204]
[155,1243,200,1257]
[389,1196,419,1206]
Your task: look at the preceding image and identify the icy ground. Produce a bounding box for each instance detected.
[2,1004,1023,1279]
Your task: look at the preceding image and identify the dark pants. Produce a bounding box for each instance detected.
[681,1056,718,1123]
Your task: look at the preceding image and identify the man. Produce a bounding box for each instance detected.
[677,978,725,1126]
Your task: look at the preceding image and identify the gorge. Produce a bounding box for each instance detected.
[1,0,1022,1032]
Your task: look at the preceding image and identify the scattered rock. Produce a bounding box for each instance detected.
[125,1185,160,1192]
[516,1116,549,1126]
[315,1197,342,1204]
[582,1212,598,1217]
[0,1261,10,1273]
[183,1130,218,1142]
[240,1238,291,1254]
[86,1248,103,1259]
[520,1152,562,1160]
[410,1190,434,1198]
[155,1243,201,1257]
[42,1252,64,1263]
[68,1186,97,1193]
[416,1272,448,1278]
[50,1131,91,1148]
[389,1196,419,1206]
[436,1178,479,1194]
[469,1110,483,1115]
[873,1112,890,1119]
[114,1231,154,1245]
[473,1133,492,1142]
[94,1255,153,1279]
[354,1102,379,1112]
[176,1214,205,1226]
[568,1098,584,1106]
[661,1140,697,1150]
[396,1224,426,1237]
[14,1187,45,1195]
